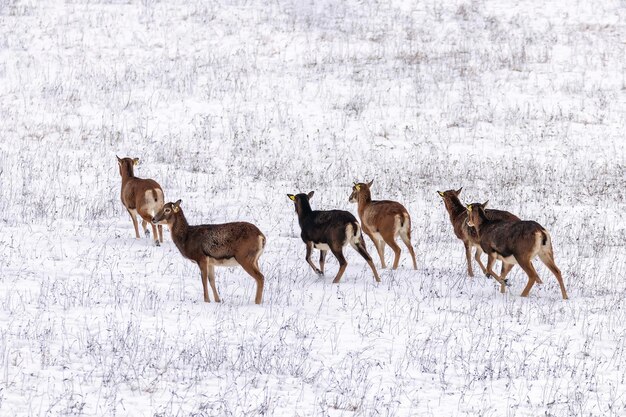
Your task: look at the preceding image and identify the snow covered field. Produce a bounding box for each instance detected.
[1,0,625,415]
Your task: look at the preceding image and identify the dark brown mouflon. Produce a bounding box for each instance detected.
[288,191,380,283]
[466,202,568,299]
[349,180,417,270]
[152,200,266,304]
[437,188,519,277]
[117,156,164,245]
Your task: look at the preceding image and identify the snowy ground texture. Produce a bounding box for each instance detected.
[1,0,626,415]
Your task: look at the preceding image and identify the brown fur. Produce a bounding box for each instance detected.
[437,188,519,277]
[117,156,164,245]
[466,202,568,300]
[288,191,380,283]
[152,200,266,304]
[349,180,417,270]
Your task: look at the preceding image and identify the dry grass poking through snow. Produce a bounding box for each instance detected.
[1,0,625,415]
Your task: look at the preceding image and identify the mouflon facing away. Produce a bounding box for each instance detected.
[117,156,164,245]
[349,180,417,270]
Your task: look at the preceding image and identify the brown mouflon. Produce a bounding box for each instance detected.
[152,200,266,304]
[117,156,164,246]
[349,180,417,270]
[288,191,380,283]
[437,188,519,277]
[466,202,568,299]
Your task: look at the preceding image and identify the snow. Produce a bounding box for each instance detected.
[1,0,625,415]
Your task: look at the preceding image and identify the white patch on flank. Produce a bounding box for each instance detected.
[4,1,623,414]
[208,257,240,267]
[496,253,518,265]
[313,242,331,251]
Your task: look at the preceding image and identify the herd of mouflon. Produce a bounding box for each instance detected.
[117,156,569,305]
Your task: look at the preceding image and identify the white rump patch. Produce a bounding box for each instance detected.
[254,235,265,263]
[532,231,545,258]
[346,223,361,246]
[143,189,164,217]
[393,215,403,235]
